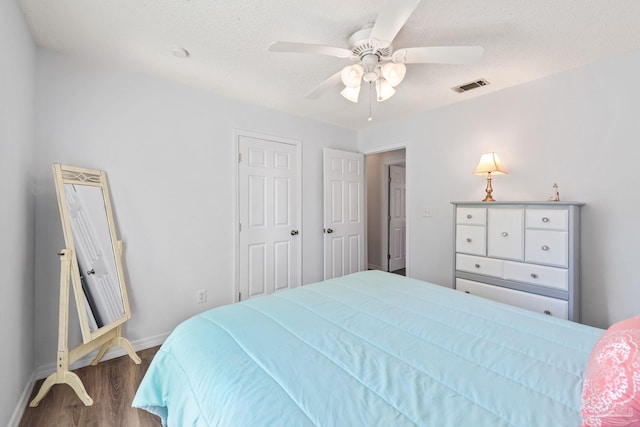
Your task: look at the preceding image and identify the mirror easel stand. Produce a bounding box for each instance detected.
[31,163,141,406]
[29,245,140,407]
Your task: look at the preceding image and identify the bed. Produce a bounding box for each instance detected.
[133,270,605,426]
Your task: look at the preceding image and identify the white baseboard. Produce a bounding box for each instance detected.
[8,371,36,427]
[10,332,171,427]
[368,264,384,271]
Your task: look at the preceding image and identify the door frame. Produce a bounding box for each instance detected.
[363,143,410,276]
[233,129,302,302]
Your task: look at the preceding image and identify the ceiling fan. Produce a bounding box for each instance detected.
[269,0,484,104]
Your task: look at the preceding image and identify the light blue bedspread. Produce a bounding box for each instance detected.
[133,270,602,426]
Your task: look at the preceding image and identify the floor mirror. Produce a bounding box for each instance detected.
[30,164,140,407]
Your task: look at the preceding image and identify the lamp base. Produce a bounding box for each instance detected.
[482,175,496,202]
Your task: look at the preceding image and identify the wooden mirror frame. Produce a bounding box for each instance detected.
[29,164,139,407]
[53,163,132,343]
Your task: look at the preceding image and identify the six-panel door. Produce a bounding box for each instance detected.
[238,135,300,299]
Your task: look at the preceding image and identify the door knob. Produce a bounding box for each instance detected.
[290,230,299,236]
[326,228,334,234]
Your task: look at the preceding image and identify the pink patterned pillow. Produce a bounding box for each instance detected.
[581,316,640,427]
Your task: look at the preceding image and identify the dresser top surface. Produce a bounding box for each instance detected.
[451,201,584,206]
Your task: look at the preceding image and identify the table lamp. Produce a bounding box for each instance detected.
[473,152,508,202]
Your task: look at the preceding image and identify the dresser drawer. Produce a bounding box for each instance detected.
[456,254,503,277]
[487,208,524,260]
[456,225,486,255]
[525,229,568,267]
[526,209,568,231]
[455,278,568,319]
[503,261,568,291]
[456,208,486,225]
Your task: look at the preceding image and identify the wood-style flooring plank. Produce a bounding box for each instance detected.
[19,346,162,427]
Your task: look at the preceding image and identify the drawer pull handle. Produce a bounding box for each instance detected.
[544,310,552,315]
[531,273,538,279]
[466,214,472,219]
[541,245,549,251]
[466,238,472,243]
[542,217,550,223]
[501,232,508,237]
[474,264,481,268]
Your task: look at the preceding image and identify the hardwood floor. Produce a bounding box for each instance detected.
[19,346,163,427]
[391,267,406,276]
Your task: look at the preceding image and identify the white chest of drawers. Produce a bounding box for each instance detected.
[452,202,582,321]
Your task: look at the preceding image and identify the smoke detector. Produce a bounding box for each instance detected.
[171,46,190,58]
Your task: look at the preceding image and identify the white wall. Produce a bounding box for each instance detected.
[366,149,406,270]
[0,1,35,425]
[33,49,358,369]
[359,48,640,329]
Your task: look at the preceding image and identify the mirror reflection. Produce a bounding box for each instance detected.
[64,183,125,331]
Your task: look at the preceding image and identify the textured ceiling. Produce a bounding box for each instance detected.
[18,0,640,130]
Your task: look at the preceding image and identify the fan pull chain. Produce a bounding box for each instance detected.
[368,82,373,122]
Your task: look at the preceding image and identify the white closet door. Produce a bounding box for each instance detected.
[238,134,300,300]
[323,148,365,279]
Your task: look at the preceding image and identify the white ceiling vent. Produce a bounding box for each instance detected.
[452,78,489,93]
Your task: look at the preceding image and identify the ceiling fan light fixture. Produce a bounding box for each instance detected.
[340,64,364,88]
[340,85,361,103]
[363,70,379,83]
[381,62,406,87]
[268,0,484,119]
[376,79,395,102]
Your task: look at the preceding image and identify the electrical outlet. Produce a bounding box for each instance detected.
[196,289,206,304]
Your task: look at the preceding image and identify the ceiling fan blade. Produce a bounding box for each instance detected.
[306,71,342,99]
[394,46,484,64]
[269,42,353,59]
[370,0,422,46]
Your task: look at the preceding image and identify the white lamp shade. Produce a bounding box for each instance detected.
[340,64,364,88]
[376,79,396,102]
[381,62,406,87]
[473,152,508,176]
[340,85,361,103]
